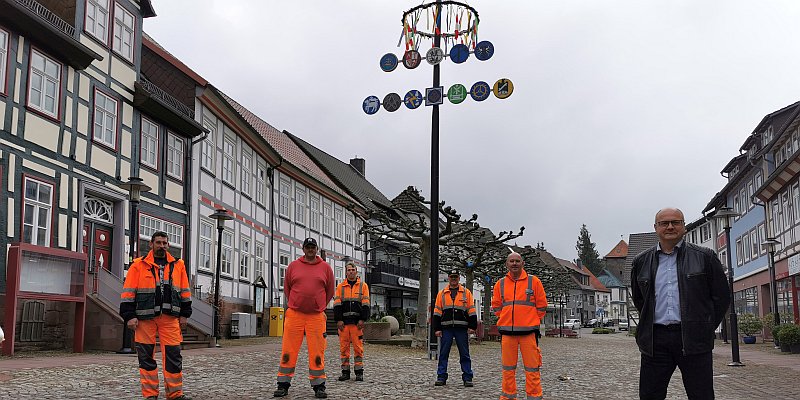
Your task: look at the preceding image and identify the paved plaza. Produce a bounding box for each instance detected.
[1,330,799,399]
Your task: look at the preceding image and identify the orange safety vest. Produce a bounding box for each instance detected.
[120,251,192,320]
[491,269,547,335]
[333,278,370,321]
[434,284,476,328]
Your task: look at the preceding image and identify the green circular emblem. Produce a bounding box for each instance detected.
[447,84,467,104]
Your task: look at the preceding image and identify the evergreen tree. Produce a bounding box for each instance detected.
[576,224,603,275]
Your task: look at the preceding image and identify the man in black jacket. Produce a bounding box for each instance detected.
[631,208,730,400]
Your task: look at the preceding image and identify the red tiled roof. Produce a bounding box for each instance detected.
[604,240,629,259]
[216,89,354,202]
[583,266,610,292]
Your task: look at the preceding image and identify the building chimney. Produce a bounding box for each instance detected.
[350,157,365,177]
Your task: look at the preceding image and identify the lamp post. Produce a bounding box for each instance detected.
[209,208,233,347]
[762,237,781,330]
[714,206,744,367]
[117,176,151,354]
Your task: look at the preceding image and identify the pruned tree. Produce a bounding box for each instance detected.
[576,224,604,276]
[359,186,480,347]
[439,225,525,292]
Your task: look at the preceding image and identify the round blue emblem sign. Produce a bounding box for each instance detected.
[475,41,494,61]
[362,96,381,115]
[404,90,423,109]
[379,53,398,72]
[470,81,490,102]
[450,43,470,64]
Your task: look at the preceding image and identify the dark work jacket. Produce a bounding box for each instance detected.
[631,242,730,356]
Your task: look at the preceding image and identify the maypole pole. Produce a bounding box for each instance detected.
[362,1,512,358]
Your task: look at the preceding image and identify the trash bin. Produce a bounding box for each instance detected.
[269,307,285,337]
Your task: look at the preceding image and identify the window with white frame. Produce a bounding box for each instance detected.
[279,253,290,288]
[166,132,183,179]
[255,243,264,279]
[112,3,134,62]
[310,194,320,231]
[222,137,235,184]
[750,229,759,259]
[700,224,711,242]
[742,233,751,263]
[295,186,306,225]
[138,215,183,259]
[719,249,727,268]
[748,181,754,210]
[758,223,766,256]
[354,220,362,247]
[28,50,61,118]
[323,203,332,236]
[754,171,763,191]
[240,236,250,280]
[334,207,343,240]
[782,191,790,229]
[772,199,780,234]
[221,230,233,275]
[335,263,343,287]
[739,187,747,216]
[85,0,109,43]
[241,150,252,196]
[345,213,354,243]
[93,90,117,147]
[794,184,800,223]
[256,162,266,205]
[201,120,215,172]
[735,238,743,266]
[140,116,158,169]
[23,178,53,246]
[0,28,8,94]
[199,221,213,271]
[762,126,773,147]
[279,180,290,218]
[733,192,740,216]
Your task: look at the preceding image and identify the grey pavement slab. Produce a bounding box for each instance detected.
[0,329,798,399]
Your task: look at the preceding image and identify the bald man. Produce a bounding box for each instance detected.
[631,208,730,400]
[492,252,547,400]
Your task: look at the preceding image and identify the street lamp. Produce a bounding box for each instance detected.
[714,206,744,367]
[761,237,781,330]
[117,176,151,354]
[209,208,233,347]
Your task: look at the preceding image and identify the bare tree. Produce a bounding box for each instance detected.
[359,186,480,347]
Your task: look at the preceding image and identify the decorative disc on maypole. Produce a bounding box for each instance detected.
[362,1,514,115]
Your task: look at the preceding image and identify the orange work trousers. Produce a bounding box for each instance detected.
[277,308,328,387]
[500,333,542,400]
[338,324,364,372]
[134,314,185,399]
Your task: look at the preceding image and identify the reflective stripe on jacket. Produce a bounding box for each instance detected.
[333,278,370,324]
[120,251,192,322]
[491,270,547,335]
[433,284,477,331]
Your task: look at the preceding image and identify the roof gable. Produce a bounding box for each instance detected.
[604,240,628,259]
[621,232,659,286]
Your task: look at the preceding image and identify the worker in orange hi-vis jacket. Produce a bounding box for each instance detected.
[333,262,370,382]
[120,231,192,400]
[273,238,335,399]
[492,252,548,400]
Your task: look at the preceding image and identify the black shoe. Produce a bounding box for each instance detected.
[273,387,288,397]
[313,385,328,398]
[463,380,474,387]
[338,370,351,381]
[173,396,192,400]
[434,380,446,386]
[355,372,363,382]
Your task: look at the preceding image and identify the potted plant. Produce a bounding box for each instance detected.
[362,316,391,341]
[772,324,784,348]
[737,313,763,344]
[777,324,800,354]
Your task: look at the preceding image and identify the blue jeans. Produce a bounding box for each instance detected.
[437,328,473,382]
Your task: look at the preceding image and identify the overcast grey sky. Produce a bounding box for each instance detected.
[145,1,800,261]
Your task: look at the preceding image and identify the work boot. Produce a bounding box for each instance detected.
[355,371,364,381]
[463,380,474,387]
[273,383,290,397]
[434,379,446,386]
[338,370,351,381]
[172,396,192,400]
[313,384,328,398]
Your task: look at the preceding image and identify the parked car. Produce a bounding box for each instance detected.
[561,319,581,330]
[619,320,629,331]
[583,318,599,328]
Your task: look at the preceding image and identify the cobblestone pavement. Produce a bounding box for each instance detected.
[1,329,799,399]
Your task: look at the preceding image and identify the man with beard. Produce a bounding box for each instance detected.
[120,231,192,400]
